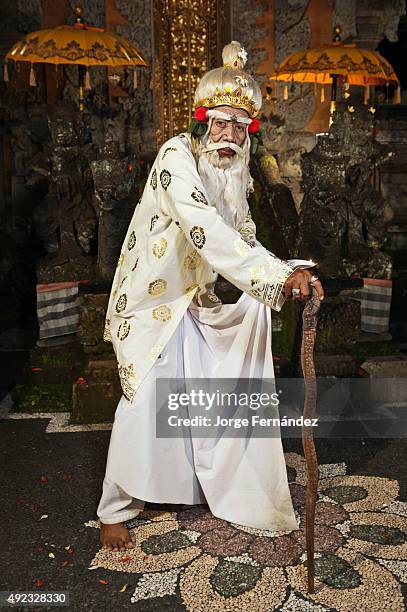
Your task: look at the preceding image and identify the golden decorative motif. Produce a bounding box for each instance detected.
[162,147,177,159]
[103,318,112,342]
[185,283,199,294]
[154,0,228,143]
[250,265,266,286]
[152,238,168,259]
[150,168,157,190]
[207,292,221,303]
[150,215,159,231]
[152,304,172,322]
[6,29,147,66]
[191,187,208,206]
[250,281,280,307]
[127,231,137,250]
[117,320,131,341]
[234,238,252,256]
[183,250,202,270]
[190,226,206,249]
[239,225,256,246]
[270,48,398,83]
[118,363,139,402]
[160,169,172,190]
[195,86,257,118]
[148,278,168,297]
[115,293,127,313]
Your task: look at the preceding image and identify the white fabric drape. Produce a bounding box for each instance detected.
[98,292,298,532]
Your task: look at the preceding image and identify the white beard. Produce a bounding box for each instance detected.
[196,139,253,229]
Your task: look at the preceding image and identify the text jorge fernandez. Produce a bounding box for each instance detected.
[165,389,318,429]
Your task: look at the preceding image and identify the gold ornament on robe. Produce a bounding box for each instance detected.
[152,238,168,259]
[152,304,172,322]
[148,279,167,297]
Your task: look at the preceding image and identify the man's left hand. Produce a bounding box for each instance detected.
[283,269,324,301]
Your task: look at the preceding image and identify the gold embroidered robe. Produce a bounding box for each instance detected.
[104,134,294,401]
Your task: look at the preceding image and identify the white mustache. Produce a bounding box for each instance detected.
[201,141,245,157]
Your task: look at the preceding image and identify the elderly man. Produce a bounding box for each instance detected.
[98,41,324,551]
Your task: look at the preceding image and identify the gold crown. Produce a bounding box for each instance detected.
[195,85,258,118]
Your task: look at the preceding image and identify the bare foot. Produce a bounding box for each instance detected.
[100,522,134,552]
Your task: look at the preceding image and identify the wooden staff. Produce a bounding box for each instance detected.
[301,286,321,593]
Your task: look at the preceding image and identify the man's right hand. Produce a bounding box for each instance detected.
[283,269,324,301]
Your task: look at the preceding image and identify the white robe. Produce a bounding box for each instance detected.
[97,291,298,532]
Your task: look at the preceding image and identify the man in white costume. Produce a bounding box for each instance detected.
[98,42,324,551]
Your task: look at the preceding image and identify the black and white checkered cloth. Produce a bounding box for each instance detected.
[36,282,80,339]
[353,278,393,334]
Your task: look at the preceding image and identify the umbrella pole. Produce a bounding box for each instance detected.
[78,65,85,111]
[300,287,321,593]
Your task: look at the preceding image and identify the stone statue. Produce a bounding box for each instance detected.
[89,135,139,283]
[298,100,393,279]
[33,102,97,282]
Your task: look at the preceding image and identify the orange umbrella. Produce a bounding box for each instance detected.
[269,26,400,106]
[4,6,147,109]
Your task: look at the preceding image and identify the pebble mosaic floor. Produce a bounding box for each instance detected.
[86,453,407,611]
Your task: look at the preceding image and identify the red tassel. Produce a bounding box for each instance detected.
[194,106,208,122]
[248,118,260,134]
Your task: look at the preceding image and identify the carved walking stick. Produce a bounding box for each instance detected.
[301,286,321,593]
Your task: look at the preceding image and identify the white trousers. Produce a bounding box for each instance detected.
[97,293,298,531]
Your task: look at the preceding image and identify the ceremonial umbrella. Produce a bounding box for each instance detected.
[4,6,147,110]
[269,25,400,111]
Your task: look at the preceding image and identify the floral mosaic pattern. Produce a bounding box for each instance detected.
[87,453,406,610]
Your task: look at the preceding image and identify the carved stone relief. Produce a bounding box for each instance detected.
[16,0,42,32]
[68,0,105,27]
[273,0,315,130]
[117,0,154,156]
[231,0,268,86]
[332,0,357,41]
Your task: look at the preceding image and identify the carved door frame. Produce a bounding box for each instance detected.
[153,0,230,146]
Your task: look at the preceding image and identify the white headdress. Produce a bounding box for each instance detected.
[193,41,262,118]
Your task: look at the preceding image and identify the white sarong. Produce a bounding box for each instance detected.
[97,292,298,532]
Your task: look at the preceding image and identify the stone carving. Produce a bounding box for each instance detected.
[382,0,406,42]
[17,0,42,31]
[117,0,155,156]
[332,0,357,41]
[273,0,315,130]
[231,0,268,84]
[259,113,316,212]
[298,100,393,279]
[34,102,97,282]
[89,136,138,282]
[67,0,105,27]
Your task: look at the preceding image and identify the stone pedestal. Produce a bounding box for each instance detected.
[315,295,360,353]
[72,358,121,423]
[71,290,120,423]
